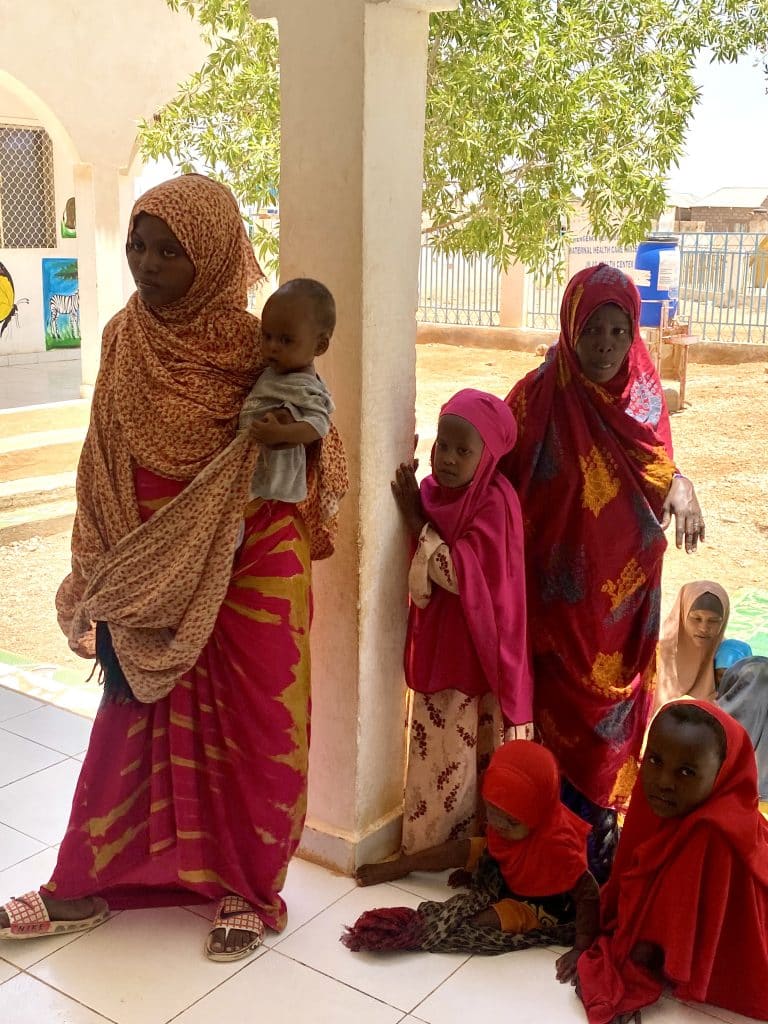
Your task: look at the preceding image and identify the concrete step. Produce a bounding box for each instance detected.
[0,426,87,455]
[0,496,75,544]
[0,399,90,440]
[0,439,84,483]
[0,471,76,512]
[0,401,89,544]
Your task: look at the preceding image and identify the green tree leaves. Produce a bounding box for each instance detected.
[138,0,768,273]
[138,1,280,270]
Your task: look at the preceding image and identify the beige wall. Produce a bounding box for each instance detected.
[686,206,768,232]
[0,0,207,369]
[0,0,207,168]
[0,82,78,360]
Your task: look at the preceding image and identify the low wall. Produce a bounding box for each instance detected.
[416,323,552,353]
[416,323,768,364]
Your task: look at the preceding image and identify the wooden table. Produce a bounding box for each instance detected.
[643,327,699,408]
[659,332,699,407]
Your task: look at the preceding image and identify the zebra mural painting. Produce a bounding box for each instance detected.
[42,257,81,349]
[48,291,80,339]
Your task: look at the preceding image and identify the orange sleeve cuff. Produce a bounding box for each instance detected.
[491,898,542,934]
[467,836,487,871]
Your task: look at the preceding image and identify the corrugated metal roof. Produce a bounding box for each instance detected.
[666,191,699,209]
[693,187,768,208]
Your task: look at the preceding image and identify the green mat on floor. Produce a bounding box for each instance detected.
[2,589,767,720]
[0,648,99,718]
[727,588,768,657]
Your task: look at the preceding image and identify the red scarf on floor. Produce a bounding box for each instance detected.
[406,389,532,726]
[501,263,676,809]
[578,701,768,1023]
[483,740,590,896]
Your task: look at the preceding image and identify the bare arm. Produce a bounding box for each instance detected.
[356,838,471,886]
[248,411,321,447]
[660,474,704,552]
[555,871,601,983]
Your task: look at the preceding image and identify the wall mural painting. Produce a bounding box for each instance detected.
[61,197,76,239]
[42,257,80,350]
[0,261,29,338]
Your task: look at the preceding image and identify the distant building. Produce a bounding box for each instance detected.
[669,187,768,232]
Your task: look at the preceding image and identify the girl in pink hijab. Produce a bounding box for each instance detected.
[358,389,532,885]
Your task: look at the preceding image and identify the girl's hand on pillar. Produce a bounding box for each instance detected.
[392,462,426,537]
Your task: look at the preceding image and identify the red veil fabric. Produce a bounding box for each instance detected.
[501,264,676,809]
[405,389,533,726]
[578,701,768,1023]
[482,740,590,896]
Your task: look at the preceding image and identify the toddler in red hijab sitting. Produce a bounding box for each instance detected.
[344,741,599,975]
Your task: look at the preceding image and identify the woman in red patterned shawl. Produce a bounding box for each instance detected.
[501,263,704,883]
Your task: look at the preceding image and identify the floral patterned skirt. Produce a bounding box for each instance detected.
[401,690,503,854]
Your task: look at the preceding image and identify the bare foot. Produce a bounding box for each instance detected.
[207,898,264,956]
[356,857,412,887]
[0,894,99,929]
[207,925,261,955]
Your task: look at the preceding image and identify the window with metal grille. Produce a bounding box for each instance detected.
[0,125,56,248]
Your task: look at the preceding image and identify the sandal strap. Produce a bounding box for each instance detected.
[5,891,50,934]
[212,895,264,936]
[218,894,252,917]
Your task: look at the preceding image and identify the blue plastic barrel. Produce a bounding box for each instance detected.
[634,234,680,327]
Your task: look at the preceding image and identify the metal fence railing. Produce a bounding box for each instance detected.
[678,232,768,344]
[524,260,564,330]
[419,234,768,343]
[417,246,500,326]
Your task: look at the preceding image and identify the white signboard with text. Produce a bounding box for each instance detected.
[566,214,649,286]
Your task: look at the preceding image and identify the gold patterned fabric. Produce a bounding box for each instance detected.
[501,264,676,811]
[45,492,312,930]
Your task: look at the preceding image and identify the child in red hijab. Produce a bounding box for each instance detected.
[344,741,599,967]
[357,389,533,885]
[577,700,768,1023]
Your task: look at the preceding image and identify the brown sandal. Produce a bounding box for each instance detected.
[0,891,109,940]
[204,894,265,962]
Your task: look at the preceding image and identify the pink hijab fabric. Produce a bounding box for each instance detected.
[405,389,533,726]
[655,581,730,710]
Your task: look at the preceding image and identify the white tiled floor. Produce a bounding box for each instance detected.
[0,683,761,1024]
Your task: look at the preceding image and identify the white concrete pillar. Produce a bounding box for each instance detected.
[498,260,527,328]
[250,0,458,871]
[74,162,127,396]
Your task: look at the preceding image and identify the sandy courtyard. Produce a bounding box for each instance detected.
[0,342,767,675]
[415,343,768,609]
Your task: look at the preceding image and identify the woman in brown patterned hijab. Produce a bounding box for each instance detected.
[0,175,347,962]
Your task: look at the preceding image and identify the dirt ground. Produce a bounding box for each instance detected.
[1,343,767,676]
[416,344,768,609]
